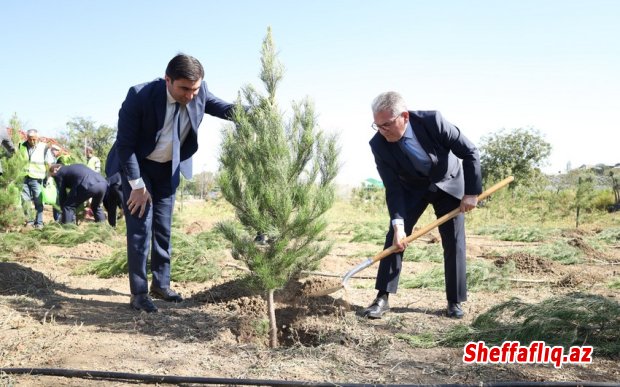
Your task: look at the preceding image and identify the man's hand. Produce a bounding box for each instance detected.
[127,187,152,218]
[392,224,408,252]
[460,194,478,213]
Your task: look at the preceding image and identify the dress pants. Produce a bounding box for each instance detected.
[120,160,175,296]
[103,182,123,227]
[375,187,467,303]
[62,182,108,224]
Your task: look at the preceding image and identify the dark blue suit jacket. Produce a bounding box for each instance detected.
[106,78,235,181]
[370,110,482,222]
[54,164,107,205]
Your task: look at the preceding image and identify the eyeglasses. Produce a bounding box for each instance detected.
[371,114,401,131]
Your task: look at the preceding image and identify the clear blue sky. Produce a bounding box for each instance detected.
[2,1,618,185]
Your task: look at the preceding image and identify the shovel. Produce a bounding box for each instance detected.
[310,176,515,297]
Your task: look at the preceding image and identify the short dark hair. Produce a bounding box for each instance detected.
[165,54,204,82]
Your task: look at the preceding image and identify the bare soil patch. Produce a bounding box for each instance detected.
[1,216,619,386]
[494,252,556,275]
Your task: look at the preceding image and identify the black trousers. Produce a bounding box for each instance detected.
[103,182,123,227]
[375,188,467,303]
[121,160,176,295]
[62,182,108,224]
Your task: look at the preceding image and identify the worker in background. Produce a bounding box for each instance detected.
[19,129,54,228]
[85,146,101,173]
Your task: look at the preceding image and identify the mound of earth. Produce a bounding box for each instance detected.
[567,236,608,259]
[0,262,56,296]
[494,252,555,275]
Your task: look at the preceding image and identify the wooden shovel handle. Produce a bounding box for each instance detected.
[370,176,515,264]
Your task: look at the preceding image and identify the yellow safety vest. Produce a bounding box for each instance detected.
[19,142,49,179]
[87,156,101,173]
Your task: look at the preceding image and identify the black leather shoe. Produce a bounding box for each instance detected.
[150,285,183,303]
[447,301,464,319]
[130,293,158,313]
[363,297,390,319]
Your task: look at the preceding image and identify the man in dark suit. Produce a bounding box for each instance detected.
[364,91,482,319]
[49,163,108,224]
[106,54,237,313]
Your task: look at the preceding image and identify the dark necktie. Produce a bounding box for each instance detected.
[171,102,181,188]
[398,136,431,176]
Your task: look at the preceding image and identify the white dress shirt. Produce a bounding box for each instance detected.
[129,89,192,190]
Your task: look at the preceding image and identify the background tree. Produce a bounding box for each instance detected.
[479,127,551,188]
[573,175,596,228]
[610,171,620,209]
[217,28,339,347]
[59,117,116,173]
[0,114,27,230]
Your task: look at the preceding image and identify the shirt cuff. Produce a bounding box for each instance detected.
[391,219,404,227]
[129,177,145,190]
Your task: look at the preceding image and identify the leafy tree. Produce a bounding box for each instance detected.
[59,117,116,173]
[217,28,339,347]
[479,128,551,188]
[0,114,27,230]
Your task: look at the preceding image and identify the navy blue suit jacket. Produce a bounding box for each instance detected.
[370,110,482,222]
[106,78,235,181]
[54,164,107,205]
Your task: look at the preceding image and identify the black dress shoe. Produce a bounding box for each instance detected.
[447,301,464,319]
[150,285,183,303]
[130,293,158,313]
[363,297,390,319]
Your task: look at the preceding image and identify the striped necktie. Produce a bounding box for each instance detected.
[171,102,181,188]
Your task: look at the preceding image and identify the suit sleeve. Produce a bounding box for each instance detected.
[371,144,407,222]
[116,87,143,180]
[203,87,236,120]
[433,112,482,195]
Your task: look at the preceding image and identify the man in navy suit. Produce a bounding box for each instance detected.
[364,91,482,319]
[49,163,108,224]
[106,54,237,313]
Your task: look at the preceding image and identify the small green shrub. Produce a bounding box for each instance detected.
[349,221,386,245]
[30,222,118,247]
[0,233,38,261]
[477,225,545,242]
[442,293,620,357]
[83,229,225,282]
[400,260,513,292]
[396,332,437,348]
[529,241,583,265]
[404,244,443,263]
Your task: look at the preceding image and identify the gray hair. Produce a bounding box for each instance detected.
[371,91,408,117]
[26,129,38,137]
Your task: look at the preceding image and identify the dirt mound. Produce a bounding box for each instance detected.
[192,278,257,303]
[185,220,208,235]
[561,229,592,238]
[494,252,555,275]
[226,295,267,317]
[555,273,583,288]
[62,241,115,260]
[567,237,607,259]
[0,262,55,296]
[297,277,343,298]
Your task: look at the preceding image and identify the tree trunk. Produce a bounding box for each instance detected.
[267,289,278,348]
[575,206,580,229]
